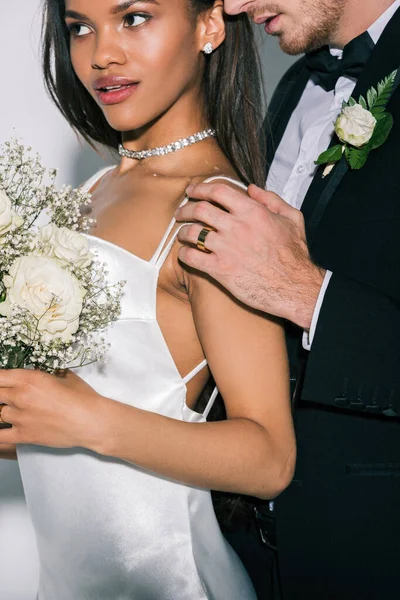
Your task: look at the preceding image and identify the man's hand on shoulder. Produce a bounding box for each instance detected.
[176,182,325,329]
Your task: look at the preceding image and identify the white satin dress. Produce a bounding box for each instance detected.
[17,169,257,600]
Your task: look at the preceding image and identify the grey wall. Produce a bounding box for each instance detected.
[0,7,296,600]
[256,28,298,99]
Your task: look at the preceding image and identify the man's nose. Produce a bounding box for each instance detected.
[223,0,247,15]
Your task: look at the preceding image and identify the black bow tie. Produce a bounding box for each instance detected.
[305,32,375,91]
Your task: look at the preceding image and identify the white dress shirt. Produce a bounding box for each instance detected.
[266,0,400,349]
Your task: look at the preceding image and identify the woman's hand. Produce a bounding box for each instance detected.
[0,369,106,450]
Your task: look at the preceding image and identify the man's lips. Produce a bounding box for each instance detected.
[253,13,282,33]
[264,14,282,34]
[93,77,140,105]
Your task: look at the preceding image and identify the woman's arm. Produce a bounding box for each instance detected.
[102,270,294,498]
[0,266,295,499]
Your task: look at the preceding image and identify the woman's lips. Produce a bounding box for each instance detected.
[95,83,139,106]
[264,14,282,34]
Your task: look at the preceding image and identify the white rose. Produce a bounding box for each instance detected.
[335,104,377,148]
[34,223,93,269]
[0,255,85,342]
[0,189,23,243]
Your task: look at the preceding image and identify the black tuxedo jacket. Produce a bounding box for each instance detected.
[267,9,400,415]
[264,9,400,599]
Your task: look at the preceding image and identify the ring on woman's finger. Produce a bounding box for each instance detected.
[0,404,7,425]
[196,227,213,254]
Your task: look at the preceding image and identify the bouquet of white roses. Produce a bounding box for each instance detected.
[0,139,124,372]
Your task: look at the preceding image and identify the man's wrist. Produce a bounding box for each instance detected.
[292,265,326,329]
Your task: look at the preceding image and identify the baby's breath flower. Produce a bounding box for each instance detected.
[0,139,124,373]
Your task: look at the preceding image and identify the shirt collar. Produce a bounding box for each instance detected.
[330,0,400,57]
[368,0,400,43]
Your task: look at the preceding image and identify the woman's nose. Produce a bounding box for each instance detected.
[91,31,126,70]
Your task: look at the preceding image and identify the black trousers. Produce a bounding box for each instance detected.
[273,403,400,599]
[226,402,400,599]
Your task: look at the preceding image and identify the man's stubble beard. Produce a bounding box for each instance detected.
[250,0,346,54]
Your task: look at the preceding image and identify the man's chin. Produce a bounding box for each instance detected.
[278,32,328,56]
[278,35,309,56]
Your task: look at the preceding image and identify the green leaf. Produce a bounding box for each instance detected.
[5,348,28,370]
[359,95,367,110]
[369,70,398,110]
[367,86,378,109]
[371,106,387,118]
[315,144,344,165]
[345,146,370,170]
[0,280,5,304]
[370,112,394,150]
[348,97,357,107]
[377,69,397,95]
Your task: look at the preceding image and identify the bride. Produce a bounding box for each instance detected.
[0,0,295,597]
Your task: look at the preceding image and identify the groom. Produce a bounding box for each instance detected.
[176,0,400,598]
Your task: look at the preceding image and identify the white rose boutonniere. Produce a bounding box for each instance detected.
[316,69,398,177]
[335,104,377,148]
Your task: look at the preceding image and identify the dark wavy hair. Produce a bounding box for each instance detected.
[42,0,266,187]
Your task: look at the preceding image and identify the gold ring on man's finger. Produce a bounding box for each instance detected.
[196,227,213,253]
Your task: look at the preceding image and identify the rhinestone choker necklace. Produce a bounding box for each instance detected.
[118,128,216,161]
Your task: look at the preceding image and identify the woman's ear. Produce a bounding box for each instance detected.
[198,1,226,54]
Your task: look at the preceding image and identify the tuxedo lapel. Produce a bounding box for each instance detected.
[302,7,400,244]
[266,58,310,167]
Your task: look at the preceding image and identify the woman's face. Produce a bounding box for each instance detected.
[65,0,208,133]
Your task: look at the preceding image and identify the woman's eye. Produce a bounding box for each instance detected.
[69,23,92,37]
[124,13,148,28]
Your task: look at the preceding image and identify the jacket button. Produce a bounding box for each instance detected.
[365,403,381,413]
[334,396,349,408]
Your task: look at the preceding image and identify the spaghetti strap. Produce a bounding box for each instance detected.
[182,359,219,419]
[182,359,208,385]
[154,175,244,268]
[81,166,115,194]
[154,222,187,269]
[203,386,219,419]
[178,176,244,418]
[149,218,177,265]
[150,195,189,265]
[201,175,248,192]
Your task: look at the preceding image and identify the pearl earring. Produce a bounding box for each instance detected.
[203,42,213,55]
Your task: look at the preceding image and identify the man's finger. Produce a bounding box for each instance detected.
[178,245,216,274]
[248,185,294,217]
[178,224,220,253]
[182,182,248,214]
[176,200,231,231]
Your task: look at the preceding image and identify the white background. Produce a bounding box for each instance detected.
[0,2,295,598]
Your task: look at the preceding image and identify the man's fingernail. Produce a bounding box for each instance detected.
[186,184,194,195]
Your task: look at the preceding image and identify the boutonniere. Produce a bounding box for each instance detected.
[316,69,398,177]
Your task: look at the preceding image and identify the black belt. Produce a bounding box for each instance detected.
[254,501,278,550]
